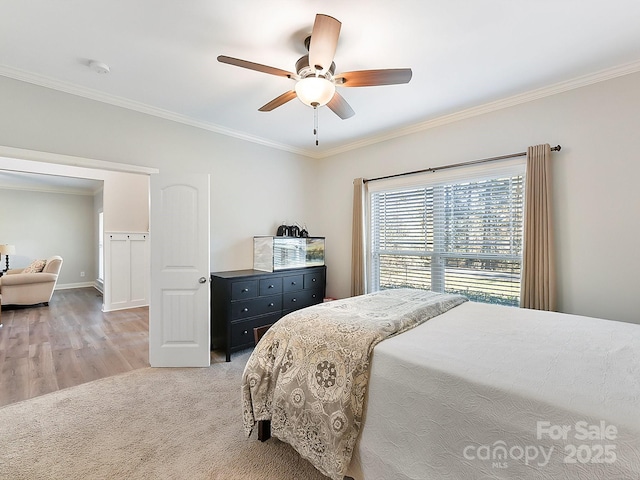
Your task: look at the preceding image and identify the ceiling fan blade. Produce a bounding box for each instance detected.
[308,14,341,73]
[336,68,413,87]
[217,55,295,78]
[327,92,355,119]
[258,91,298,112]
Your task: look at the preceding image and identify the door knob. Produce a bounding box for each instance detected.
[199,277,207,284]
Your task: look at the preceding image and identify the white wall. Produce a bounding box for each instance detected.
[0,75,317,273]
[0,188,96,286]
[314,71,640,324]
[102,172,149,233]
[0,155,149,234]
[1,71,638,324]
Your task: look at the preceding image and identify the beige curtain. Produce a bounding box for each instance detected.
[520,144,557,311]
[351,178,366,296]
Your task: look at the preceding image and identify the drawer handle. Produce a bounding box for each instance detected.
[268,284,275,288]
[242,308,249,313]
[312,278,317,282]
[291,281,297,285]
[291,298,297,303]
[243,330,248,335]
[242,288,249,293]
[312,294,317,298]
[268,303,274,307]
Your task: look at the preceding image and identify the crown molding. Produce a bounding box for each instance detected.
[2,59,640,160]
[0,65,313,158]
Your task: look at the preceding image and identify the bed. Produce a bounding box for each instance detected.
[241,289,640,480]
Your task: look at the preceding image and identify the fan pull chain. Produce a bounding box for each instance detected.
[312,102,319,146]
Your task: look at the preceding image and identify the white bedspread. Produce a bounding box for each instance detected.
[347,301,640,479]
[242,289,466,480]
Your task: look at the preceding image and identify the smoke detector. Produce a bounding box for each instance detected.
[89,60,110,74]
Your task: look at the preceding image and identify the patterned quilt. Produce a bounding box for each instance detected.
[241,288,467,480]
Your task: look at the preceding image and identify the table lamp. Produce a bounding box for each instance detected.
[0,244,16,277]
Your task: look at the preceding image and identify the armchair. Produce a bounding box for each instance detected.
[0,256,63,306]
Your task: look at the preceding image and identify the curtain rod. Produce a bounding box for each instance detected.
[363,145,562,184]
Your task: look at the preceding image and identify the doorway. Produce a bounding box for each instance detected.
[0,146,158,404]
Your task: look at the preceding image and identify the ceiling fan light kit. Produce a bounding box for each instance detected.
[295,77,335,107]
[217,13,412,144]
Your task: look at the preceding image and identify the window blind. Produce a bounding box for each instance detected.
[370,171,525,306]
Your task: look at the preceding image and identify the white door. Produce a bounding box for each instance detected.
[149,173,210,367]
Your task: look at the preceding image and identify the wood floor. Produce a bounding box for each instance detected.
[0,287,150,407]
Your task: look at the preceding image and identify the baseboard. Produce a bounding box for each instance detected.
[102,301,149,313]
[55,281,96,290]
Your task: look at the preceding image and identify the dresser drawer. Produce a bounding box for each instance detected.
[211,266,326,362]
[230,314,281,348]
[231,295,282,320]
[231,280,258,300]
[283,274,304,292]
[260,277,283,296]
[304,270,325,289]
[283,287,323,312]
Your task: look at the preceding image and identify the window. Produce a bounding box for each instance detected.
[368,163,525,306]
[98,211,104,282]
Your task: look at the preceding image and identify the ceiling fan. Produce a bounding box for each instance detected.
[217,14,412,143]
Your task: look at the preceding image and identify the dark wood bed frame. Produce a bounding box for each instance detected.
[251,318,350,480]
[253,325,274,442]
[258,420,271,441]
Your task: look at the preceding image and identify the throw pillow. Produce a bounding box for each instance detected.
[23,259,46,274]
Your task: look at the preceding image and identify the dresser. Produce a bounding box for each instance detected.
[210,266,326,361]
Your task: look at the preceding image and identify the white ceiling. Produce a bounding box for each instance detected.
[1,1,640,158]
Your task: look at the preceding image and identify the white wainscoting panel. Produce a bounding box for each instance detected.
[104,232,149,312]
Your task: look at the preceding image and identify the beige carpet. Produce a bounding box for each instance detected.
[0,351,329,480]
